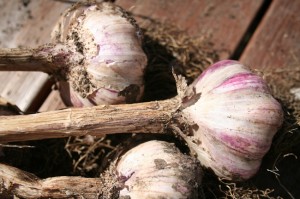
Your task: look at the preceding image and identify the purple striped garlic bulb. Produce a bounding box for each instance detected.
[116,140,202,199]
[181,60,284,180]
[52,2,147,107]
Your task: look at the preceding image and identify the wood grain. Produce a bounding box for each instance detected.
[240,0,300,70]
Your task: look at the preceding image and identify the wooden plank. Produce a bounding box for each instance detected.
[0,1,69,112]
[38,89,66,112]
[117,0,264,59]
[240,1,300,198]
[0,72,48,111]
[240,0,300,69]
[40,0,264,111]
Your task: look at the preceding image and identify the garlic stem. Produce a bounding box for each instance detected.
[0,163,104,199]
[0,43,83,77]
[0,97,180,142]
[0,47,54,73]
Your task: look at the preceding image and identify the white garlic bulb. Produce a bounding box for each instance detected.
[52,2,147,107]
[181,60,284,180]
[116,140,202,199]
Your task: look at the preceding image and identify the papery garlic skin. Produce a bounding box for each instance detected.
[52,2,147,107]
[182,60,284,180]
[116,140,202,199]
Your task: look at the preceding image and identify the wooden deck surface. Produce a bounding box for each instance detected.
[0,0,300,197]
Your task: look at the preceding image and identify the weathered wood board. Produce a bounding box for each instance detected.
[38,89,66,112]
[118,0,265,59]
[0,1,69,112]
[240,0,300,70]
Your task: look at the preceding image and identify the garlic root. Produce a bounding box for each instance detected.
[0,140,201,199]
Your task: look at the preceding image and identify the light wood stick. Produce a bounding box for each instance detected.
[0,98,181,142]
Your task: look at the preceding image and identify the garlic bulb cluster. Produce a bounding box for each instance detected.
[116,140,202,199]
[181,60,284,180]
[0,58,284,181]
[52,2,147,107]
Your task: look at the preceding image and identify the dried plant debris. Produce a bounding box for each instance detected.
[64,135,118,176]
[218,180,283,199]
[0,139,73,178]
[143,20,218,81]
[140,19,219,101]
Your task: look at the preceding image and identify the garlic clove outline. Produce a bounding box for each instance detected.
[52,2,147,107]
[182,60,284,180]
[116,140,202,199]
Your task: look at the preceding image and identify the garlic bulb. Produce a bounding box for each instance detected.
[52,2,147,107]
[116,140,202,199]
[181,60,284,180]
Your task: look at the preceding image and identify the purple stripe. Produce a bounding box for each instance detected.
[195,60,239,83]
[213,72,269,93]
[217,133,271,158]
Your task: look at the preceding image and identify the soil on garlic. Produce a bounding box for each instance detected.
[98,163,121,199]
[71,68,96,98]
[64,17,98,98]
